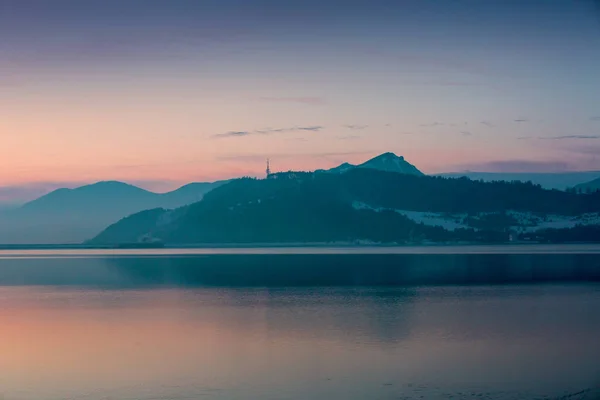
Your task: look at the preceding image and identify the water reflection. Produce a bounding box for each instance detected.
[1,255,600,399]
[0,285,599,400]
[0,253,599,288]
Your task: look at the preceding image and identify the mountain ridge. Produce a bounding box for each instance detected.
[438,171,600,191]
[90,168,600,245]
[0,179,228,244]
[574,177,600,192]
[317,152,423,176]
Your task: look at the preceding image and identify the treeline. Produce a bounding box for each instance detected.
[520,225,600,243]
[91,169,600,244]
[199,169,600,214]
[336,169,600,215]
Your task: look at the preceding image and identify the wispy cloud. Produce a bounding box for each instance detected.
[591,116,600,121]
[213,126,323,138]
[514,118,529,123]
[419,122,444,127]
[337,135,361,140]
[213,131,251,138]
[259,97,326,105]
[539,135,600,140]
[296,126,322,131]
[460,131,472,136]
[343,124,368,130]
[255,126,323,134]
[480,121,494,127]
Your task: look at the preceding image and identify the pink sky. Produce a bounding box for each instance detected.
[1,0,600,196]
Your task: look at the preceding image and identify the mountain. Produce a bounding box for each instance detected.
[328,162,355,173]
[357,152,424,175]
[20,181,155,214]
[90,169,600,245]
[574,177,600,192]
[158,182,221,209]
[438,171,600,191]
[318,152,423,175]
[0,180,226,244]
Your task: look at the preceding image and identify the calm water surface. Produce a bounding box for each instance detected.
[0,252,599,400]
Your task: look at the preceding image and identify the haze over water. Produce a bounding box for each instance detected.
[1,250,599,400]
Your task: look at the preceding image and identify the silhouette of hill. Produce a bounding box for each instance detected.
[438,171,600,190]
[21,181,156,213]
[574,177,600,192]
[90,168,600,245]
[317,152,423,175]
[0,180,226,244]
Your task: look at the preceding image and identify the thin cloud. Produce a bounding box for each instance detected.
[518,135,600,140]
[213,131,251,138]
[213,126,323,138]
[337,135,361,140]
[343,124,368,130]
[460,131,472,136]
[591,116,600,121]
[514,118,529,123]
[539,135,600,140]
[297,126,322,131]
[480,121,494,127]
[259,97,326,105]
[419,122,444,127]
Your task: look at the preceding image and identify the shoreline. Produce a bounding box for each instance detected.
[0,241,596,250]
[1,242,600,255]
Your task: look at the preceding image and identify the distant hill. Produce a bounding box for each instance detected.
[317,152,423,176]
[90,169,600,245]
[574,177,600,192]
[0,180,227,244]
[438,171,600,191]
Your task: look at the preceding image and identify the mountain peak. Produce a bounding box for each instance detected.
[372,152,404,161]
[83,181,138,189]
[321,152,422,176]
[357,152,423,175]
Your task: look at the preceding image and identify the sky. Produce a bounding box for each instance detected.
[1,0,600,201]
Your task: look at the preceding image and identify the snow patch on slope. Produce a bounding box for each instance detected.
[508,211,600,232]
[352,202,600,232]
[352,202,469,230]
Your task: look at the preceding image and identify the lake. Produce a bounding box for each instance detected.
[1,247,599,400]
